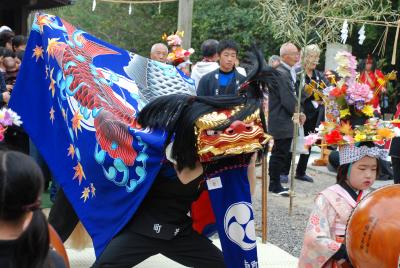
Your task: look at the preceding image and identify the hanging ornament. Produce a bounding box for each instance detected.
[92,0,96,11]
[340,19,349,44]
[358,24,366,45]
[158,2,161,14]
[129,3,132,15]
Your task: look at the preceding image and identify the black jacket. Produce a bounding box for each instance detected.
[0,72,6,106]
[267,64,303,139]
[298,69,328,134]
[196,68,246,96]
[390,137,400,157]
[128,162,204,240]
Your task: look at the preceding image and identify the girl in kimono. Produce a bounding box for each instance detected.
[298,142,387,268]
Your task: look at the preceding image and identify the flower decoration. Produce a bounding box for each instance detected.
[162,30,194,67]
[167,47,194,64]
[0,108,22,142]
[345,82,372,108]
[304,133,319,146]
[324,52,375,119]
[339,108,350,119]
[307,117,399,146]
[162,31,184,47]
[324,129,343,144]
[338,121,354,136]
[335,51,357,79]
[361,105,374,117]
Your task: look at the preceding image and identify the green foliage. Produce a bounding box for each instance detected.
[52,0,178,56]
[50,0,281,61]
[259,0,396,48]
[192,0,281,61]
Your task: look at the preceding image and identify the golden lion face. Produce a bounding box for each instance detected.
[195,107,271,162]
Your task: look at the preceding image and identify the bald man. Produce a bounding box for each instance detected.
[150,43,168,63]
[268,42,305,197]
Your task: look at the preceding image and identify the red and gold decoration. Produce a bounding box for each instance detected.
[195,107,271,162]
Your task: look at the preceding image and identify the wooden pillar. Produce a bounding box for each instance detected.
[261,153,268,243]
[177,0,193,48]
[20,7,30,35]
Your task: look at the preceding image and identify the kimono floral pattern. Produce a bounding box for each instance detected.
[298,184,365,268]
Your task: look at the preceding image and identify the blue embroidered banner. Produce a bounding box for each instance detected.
[9,13,194,256]
[10,13,258,267]
[206,167,259,268]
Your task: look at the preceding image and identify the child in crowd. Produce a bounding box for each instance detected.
[0,150,67,268]
[11,35,27,53]
[298,142,385,268]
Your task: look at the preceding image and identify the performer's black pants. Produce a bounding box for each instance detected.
[48,189,79,242]
[49,189,225,268]
[392,157,400,184]
[269,138,292,190]
[92,228,225,268]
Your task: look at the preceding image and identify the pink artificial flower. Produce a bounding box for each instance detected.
[343,135,354,143]
[304,133,319,146]
[0,110,14,126]
[0,125,5,142]
[166,34,182,46]
[346,81,373,105]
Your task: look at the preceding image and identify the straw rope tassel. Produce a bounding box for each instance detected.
[391,20,400,65]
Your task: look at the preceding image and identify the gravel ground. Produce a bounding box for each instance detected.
[252,164,336,257]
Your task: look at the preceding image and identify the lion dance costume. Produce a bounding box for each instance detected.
[8,13,282,268]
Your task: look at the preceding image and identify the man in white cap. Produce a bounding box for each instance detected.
[0,26,12,33]
[0,28,15,51]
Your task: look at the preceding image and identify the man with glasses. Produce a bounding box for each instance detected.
[268,42,305,197]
